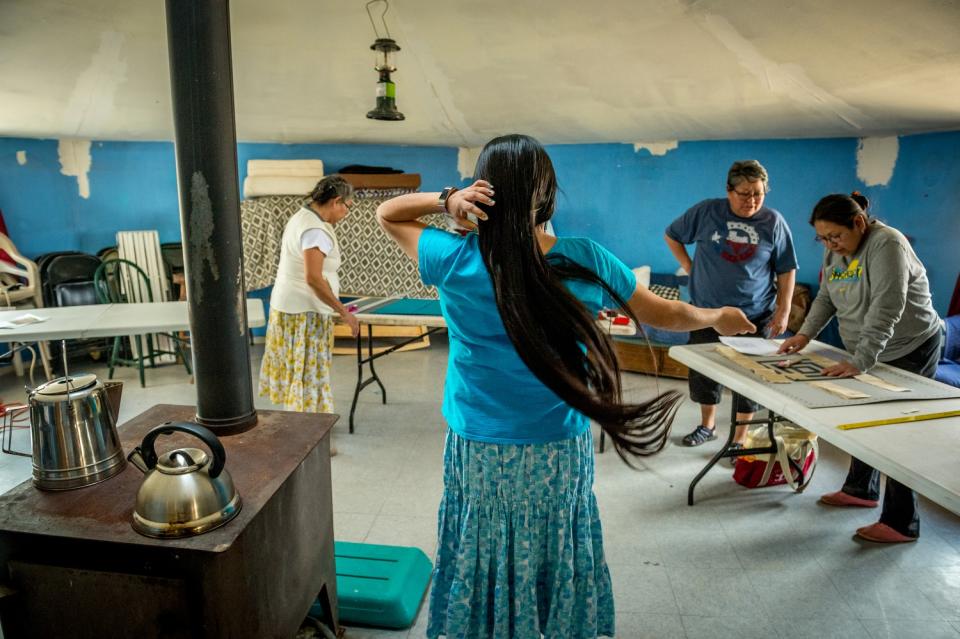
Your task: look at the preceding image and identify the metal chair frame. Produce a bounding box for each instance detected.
[93,258,192,387]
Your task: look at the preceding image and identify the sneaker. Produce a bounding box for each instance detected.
[855,522,917,543]
[819,491,878,508]
[682,425,717,447]
[726,442,744,467]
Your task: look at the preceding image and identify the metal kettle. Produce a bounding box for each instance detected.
[27,373,126,490]
[127,421,242,539]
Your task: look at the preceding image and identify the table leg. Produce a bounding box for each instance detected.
[687,393,782,505]
[348,328,366,435]
[366,325,388,405]
[348,324,444,434]
[38,342,53,380]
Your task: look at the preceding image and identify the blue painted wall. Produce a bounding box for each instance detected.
[546,131,960,315]
[1,131,957,314]
[0,138,460,258]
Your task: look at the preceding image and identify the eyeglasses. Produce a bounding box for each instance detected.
[815,231,846,245]
[732,189,765,200]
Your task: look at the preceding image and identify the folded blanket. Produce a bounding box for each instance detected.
[247,159,324,177]
[243,175,322,198]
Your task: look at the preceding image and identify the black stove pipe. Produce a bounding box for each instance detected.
[165,0,257,433]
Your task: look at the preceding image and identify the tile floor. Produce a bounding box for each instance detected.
[1,335,959,639]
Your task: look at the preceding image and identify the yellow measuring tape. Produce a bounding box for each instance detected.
[838,409,960,430]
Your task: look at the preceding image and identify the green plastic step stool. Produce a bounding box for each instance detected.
[311,541,433,629]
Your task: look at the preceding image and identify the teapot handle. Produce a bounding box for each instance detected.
[136,421,227,478]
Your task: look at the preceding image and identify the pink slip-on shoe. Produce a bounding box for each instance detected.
[855,522,917,543]
[819,491,879,508]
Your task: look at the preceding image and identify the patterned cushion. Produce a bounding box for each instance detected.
[241,195,305,291]
[336,189,442,299]
[241,189,443,299]
[648,284,680,301]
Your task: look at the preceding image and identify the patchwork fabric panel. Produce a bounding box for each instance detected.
[241,195,305,291]
[241,188,444,299]
[649,284,680,301]
[337,188,443,299]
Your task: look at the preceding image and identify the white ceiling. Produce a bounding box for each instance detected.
[2,0,959,146]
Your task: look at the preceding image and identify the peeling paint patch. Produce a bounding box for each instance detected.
[633,141,679,156]
[188,172,219,304]
[856,137,899,186]
[458,147,482,179]
[235,263,246,336]
[699,14,872,130]
[16,151,26,165]
[58,139,92,198]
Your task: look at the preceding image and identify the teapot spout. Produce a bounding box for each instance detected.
[127,448,150,474]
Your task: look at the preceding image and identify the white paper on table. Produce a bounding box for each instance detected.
[0,313,47,329]
[718,336,781,356]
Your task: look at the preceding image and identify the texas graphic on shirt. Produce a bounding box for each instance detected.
[710,221,760,263]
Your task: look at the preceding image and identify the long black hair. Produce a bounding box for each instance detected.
[473,134,683,463]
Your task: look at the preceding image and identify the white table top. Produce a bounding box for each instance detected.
[0,299,265,343]
[344,296,636,334]
[669,341,960,515]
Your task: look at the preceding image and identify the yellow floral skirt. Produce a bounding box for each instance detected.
[258,309,336,413]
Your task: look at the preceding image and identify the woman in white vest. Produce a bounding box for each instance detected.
[259,175,360,426]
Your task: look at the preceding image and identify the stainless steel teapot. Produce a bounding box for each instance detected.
[127,421,242,539]
[27,373,126,490]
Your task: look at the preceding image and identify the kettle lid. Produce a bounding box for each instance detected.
[156,447,209,475]
[34,373,99,398]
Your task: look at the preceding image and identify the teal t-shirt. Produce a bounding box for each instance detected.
[418,227,636,444]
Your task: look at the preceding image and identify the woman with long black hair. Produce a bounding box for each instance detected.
[377,134,755,638]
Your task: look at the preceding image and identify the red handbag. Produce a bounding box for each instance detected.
[733,423,818,491]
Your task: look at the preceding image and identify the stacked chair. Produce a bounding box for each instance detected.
[0,233,50,377]
[38,252,107,374]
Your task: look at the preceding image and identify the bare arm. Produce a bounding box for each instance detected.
[664,234,693,275]
[765,269,796,337]
[377,180,495,263]
[625,282,756,335]
[375,193,436,264]
[303,248,359,337]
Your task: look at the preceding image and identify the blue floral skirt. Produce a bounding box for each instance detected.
[427,429,615,639]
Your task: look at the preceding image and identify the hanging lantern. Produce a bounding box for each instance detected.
[365,1,404,121]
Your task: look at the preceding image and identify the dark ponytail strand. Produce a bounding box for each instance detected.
[474,135,683,464]
[849,191,870,212]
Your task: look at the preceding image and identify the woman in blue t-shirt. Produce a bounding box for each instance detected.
[376,134,755,639]
[665,160,798,452]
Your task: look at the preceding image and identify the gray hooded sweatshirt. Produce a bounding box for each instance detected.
[799,221,941,372]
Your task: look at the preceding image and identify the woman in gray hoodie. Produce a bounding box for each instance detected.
[779,192,942,543]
